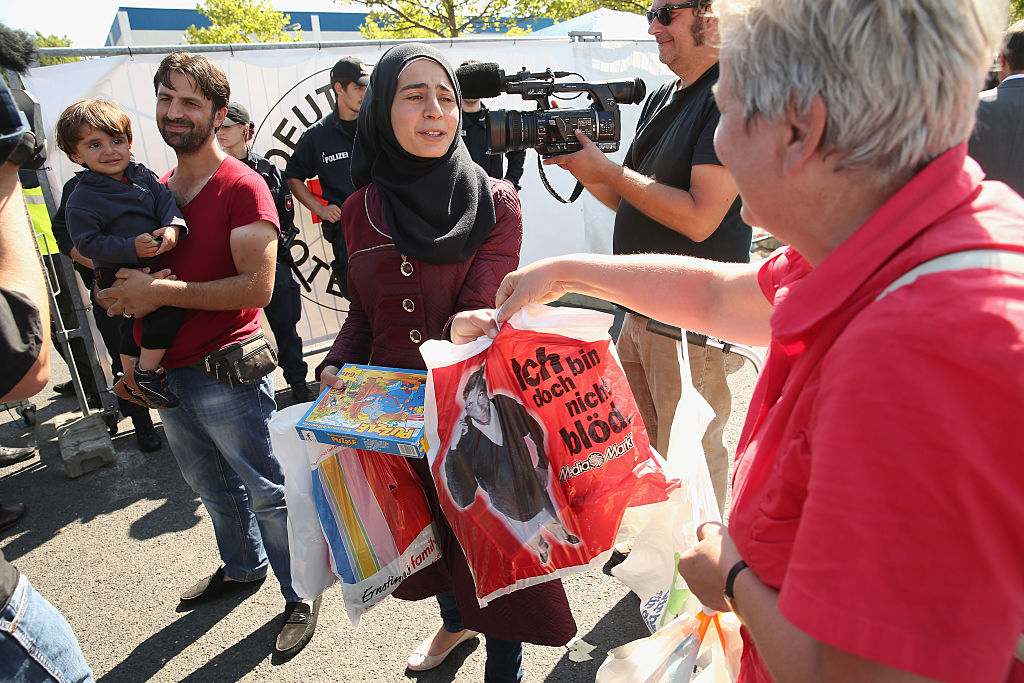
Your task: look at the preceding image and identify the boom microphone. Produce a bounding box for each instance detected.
[456,62,506,99]
[456,62,577,99]
[0,24,38,74]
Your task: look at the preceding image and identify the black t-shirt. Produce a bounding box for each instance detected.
[284,111,357,208]
[614,65,750,263]
[0,285,43,607]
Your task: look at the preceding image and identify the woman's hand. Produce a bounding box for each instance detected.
[677,522,743,613]
[450,309,499,344]
[493,258,571,324]
[319,365,344,396]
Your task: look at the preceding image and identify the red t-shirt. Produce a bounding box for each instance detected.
[145,155,279,368]
[729,145,1024,683]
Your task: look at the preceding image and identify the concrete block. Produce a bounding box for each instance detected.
[58,415,117,478]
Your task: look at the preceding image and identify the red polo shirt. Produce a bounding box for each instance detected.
[729,145,1024,683]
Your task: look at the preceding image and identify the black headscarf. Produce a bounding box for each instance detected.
[351,43,496,265]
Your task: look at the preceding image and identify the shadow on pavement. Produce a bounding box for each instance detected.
[99,597,274,682]
[180,615,279,681]
[0,393,201,563]
[543,593,647,682]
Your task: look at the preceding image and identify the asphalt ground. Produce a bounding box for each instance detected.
[0,342,758,682]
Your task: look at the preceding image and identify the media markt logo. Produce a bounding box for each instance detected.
[558,432,635,482]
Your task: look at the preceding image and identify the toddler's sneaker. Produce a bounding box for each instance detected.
[113,372,151,409]
[125,362,180,410]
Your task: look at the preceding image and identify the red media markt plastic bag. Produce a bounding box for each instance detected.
[421,304,679,605]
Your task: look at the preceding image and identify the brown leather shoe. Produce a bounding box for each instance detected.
[0,503,27,533]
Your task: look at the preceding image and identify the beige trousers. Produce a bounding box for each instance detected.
[616,313,736,514]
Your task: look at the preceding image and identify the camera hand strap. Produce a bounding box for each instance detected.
[537,156,585,204]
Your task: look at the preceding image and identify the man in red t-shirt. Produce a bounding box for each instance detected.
[451,1,1024,681]
[98,51,320,659]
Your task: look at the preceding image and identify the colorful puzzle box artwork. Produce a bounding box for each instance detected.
[295,364,428,458]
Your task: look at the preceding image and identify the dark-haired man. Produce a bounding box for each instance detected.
[543,0,750,514]
[969,19,1024,196]
[285,56,368,298]
[217,102,315,403]
[98,51,320,658]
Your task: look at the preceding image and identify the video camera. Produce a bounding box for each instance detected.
[456,62,646,157]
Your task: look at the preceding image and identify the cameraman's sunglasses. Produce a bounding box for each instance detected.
[646,1,699,26]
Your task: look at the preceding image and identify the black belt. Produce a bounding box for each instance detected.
[627,312,715,349]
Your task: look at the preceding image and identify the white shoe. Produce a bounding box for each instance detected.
[406,628,479,671]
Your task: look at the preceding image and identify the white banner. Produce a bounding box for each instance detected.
[24,38,670,351]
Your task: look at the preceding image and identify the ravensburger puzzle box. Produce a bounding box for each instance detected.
[296,364,428,458]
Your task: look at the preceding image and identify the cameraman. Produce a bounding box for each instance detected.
[459,60,526,190]
[544,0,749,514]
[217,102,316,403]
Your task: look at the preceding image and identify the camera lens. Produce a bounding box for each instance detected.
[488,109,540,154]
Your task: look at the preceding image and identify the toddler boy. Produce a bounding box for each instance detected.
[55,99,186,409]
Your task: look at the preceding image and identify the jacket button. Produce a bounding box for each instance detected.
[400,260,414,277]
[409,329,422,344]
[402,298,415,313]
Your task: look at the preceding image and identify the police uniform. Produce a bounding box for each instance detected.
[283,111,357,297]
[242,149,311,398]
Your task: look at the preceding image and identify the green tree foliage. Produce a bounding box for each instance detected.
[1012,0,1024,23]
[33,32,81,67]
[357,0,643,39]
[186,0,302,44]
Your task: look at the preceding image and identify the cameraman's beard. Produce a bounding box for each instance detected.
[159,111,217,153]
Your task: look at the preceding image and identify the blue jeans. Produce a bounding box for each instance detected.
[437,593,523,683]
[161,368,298,602]
[0,574,93,683]
[264,263,307,386]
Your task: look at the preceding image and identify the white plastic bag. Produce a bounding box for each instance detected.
[612,355,719,632]
[268,403,337,602]
[596,610,719,683]
[692,612,742,683]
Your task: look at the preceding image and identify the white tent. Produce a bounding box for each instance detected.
[534,9,652,41]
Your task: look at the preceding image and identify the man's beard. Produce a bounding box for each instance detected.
[159,111,216,152]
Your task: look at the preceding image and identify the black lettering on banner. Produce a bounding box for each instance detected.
[306,254,332,288]
[292,93,323,127]
[274,118,301,150]
[289,238,310,268]
[265,149,291,164]
[326,272,347,298]
[317,83,336,112]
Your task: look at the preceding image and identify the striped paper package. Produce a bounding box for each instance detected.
[309,445,440,625]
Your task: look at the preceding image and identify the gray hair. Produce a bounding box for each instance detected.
[716,0,1004,183]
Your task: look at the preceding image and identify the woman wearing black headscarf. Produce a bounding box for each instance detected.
[315,43,576,682]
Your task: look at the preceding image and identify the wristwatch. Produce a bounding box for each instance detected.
[723,559,749,619]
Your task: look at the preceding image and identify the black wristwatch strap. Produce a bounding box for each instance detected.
[724,560,749,599]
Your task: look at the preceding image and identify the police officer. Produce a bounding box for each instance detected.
[284,56,368,299]
[459,60,526,190]
[216,102,315,403]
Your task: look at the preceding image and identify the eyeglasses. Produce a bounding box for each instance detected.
[646,1,699,26]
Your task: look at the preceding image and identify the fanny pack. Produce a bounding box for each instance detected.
[192,330,278,388]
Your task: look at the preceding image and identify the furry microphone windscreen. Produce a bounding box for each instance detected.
[0,24,39,74]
